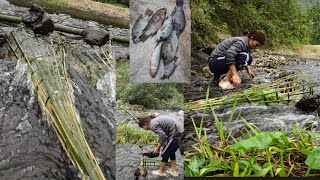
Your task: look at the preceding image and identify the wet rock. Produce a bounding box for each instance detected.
[295,94,320,112]
[82,28,109,46]
[0,29,8,46]
[22,4,54,35]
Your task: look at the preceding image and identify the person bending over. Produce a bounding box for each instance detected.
[138,115,183,177]
[208,29,266,90]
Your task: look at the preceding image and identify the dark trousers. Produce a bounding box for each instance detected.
[208,52,252,84]
[161,138,179,163]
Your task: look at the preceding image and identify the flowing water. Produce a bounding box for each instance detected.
[184,53,320,152]
[0,1,117,178]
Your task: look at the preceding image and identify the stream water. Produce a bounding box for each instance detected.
[184,53,320,152]
[1,1,117,179]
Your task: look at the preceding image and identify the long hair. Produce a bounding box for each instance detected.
[138,115,155,127]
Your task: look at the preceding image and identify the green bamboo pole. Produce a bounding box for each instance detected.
[0,14,129,44]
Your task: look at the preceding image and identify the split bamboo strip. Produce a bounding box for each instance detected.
[184,72,315,112]
[8,29,107,180]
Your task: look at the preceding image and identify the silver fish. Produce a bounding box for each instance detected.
[150,42,163,78]
[155,16,173,42]
[172,0,186,33]
[161,26,179,65]
[132,8,154,44]
[139,8,167,42]
[161,56,178,79]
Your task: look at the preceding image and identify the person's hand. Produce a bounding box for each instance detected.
[231,74,241,87]
[153,146,160,154]
[247,69,255,79]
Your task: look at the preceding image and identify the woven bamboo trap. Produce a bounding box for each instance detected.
[184,72,316,112]
[6,28,114,180]
[140,156,161,168]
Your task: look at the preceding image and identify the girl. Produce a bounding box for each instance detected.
[138,115,183,177]
[208,29,266,89]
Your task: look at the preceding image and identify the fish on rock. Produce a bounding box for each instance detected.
[132,8,154,44]
[155,16,173,42]
[139,8,167,42]
[161,22,180,65]
[134,166,147,180]
[150,42,163,78]
[161,56,178,79]
[172,0,186,34]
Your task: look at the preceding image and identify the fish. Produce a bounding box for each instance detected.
[134,166,147,180]
[172,0,186,34]
[132,8,154,44]
[161,56,178,79]
[155,16,173,42]
[139,8,167,42]
[150,42,163,78]
[161,23,180,65]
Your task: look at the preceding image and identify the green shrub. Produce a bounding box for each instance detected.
[120,83,183,109]
[93,0,129,7]
[116,123,158,144]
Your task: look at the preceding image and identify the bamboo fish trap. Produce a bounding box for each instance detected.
[6,28,112,179]
[184,72,315,112]
[140,156,161,168]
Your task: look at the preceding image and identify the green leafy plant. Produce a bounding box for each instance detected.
[184,85,320,177]
[116,123,158,144]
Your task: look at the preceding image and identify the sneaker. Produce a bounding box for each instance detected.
[151,170,166,177]
[219,80,235,90]
[166,170,179,177]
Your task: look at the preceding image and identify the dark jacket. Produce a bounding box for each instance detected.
[150,115,183,145]
[211,36,251,66]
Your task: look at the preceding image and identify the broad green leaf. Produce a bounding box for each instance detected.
[229,132,283,150]
[305,147,320,169]
[252,166,272,177]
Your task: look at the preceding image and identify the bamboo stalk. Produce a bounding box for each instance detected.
[9,30,106,179]
[0,14,129,43]
[184,72,315,111]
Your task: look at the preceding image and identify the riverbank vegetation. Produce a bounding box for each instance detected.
[192,0,320,51]
[116,123,158,144]
[184,88,320,177]
[116,60,183,109]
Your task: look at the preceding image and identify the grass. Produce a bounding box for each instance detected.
[184,86,320,177]
[116,123,158,144]
[93,0,129,8]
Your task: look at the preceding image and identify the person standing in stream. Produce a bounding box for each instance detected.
[138,115,184,177]
[208,29,266,90]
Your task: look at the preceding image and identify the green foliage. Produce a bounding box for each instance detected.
[184,93,320,177]
[116,60,183,109]
[116,59,130,94]
[120,83,183,109]
[307,3,320,44]
[192,0,312,51]
[93,0,129,7]
[116,123,158,144]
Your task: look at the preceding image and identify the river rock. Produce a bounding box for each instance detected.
[0,29,7,46]
[82,28,109,46]
[295,94,320,112]
[22,4,54,35]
